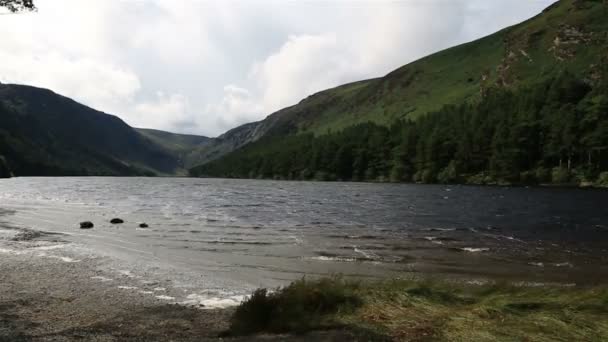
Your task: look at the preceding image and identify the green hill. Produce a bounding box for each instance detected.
[191,0,608,186]
[253,0,607,136]
[0,83,205,176]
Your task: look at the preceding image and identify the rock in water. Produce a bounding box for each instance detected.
[139,223,149,228]
[80,221,94,229]
[110,218,124,224]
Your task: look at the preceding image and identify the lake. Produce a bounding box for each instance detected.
[1,177,607,306]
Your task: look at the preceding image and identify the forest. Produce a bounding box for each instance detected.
[191,70,608,187]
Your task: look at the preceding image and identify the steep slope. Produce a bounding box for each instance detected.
[136,128,211,170]
[0,83,180,176]
[259,0,607,136]
[191,0,608,185]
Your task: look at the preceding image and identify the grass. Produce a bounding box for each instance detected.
[227,277,608,341]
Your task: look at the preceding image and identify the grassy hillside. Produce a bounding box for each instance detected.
[266,0,607,136]
[137,128,210,153]
[137,128,211,170]
[192,0,608,185]
[0,84,181,176]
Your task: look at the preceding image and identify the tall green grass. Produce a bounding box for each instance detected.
[228,277,608,341]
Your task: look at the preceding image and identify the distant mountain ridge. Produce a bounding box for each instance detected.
[0,83,209,176]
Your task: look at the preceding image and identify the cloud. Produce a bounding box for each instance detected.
[132,92,193,132]
[0,0,556,137]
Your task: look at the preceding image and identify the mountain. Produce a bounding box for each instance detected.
[0,83,208,177]
[191,0,608,186]
[136,128,212,171]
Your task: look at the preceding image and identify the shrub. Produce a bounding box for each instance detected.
[551,167,571,184]
[534,167,551,183]
[437,161,459,184]
[229,277,362,336]
[597,172,608,187]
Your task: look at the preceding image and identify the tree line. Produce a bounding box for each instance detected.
[194,70,608,186]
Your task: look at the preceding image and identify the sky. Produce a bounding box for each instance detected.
[0,0,557,137]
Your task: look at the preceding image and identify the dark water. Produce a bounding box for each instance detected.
[1,177,607,304]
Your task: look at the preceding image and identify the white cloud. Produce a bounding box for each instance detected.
[132,92,192,132]
[0,0,557,137]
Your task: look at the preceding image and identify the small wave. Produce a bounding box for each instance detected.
[423,228,456,232]
[91,276,113,282]
[118,286,138,290]
[528,262,544,267]
[47,255,80,263]
[354,247,379,260]
[204,240,276,246]
[553,262,574,268]
[461,247,490,253]
[155,295,176,301]
[33,244,66,251]
[312,256,357,262]
[327,234,382,240]
[289,235,303,245]
[424,237,444,245]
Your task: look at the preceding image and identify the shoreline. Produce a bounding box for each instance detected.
[0,228,234,341]
[1,225,607,341]
[0,227,387,341]
[4,175,608,191]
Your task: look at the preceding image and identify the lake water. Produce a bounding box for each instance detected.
[1,177,607,306]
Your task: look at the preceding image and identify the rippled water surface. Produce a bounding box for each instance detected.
[1,177,608,295]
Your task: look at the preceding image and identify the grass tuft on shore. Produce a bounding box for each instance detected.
[228,277,608,341]
[229,276,362,335]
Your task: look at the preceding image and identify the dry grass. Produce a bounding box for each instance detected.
[229,278,608,341]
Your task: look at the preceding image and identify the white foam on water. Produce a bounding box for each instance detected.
[289,235,303,245]
[461,247,490,253]
[53,256,80,263]
[153,287,166,292]
[155,295,175,301]
[354,247,378,260]
[529,262,545,267]
[179,293,246,309]
[553,262,574,268]
[33,244,67,251]
[0,248,25,255]
[91,276,113,282]
[311,256,356,262]
[118,286,138,290]
[139,291,154,295]
[424,236,444,245]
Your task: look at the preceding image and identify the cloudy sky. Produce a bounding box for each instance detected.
[0,0,556,137]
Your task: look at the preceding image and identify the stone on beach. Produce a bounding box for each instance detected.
[110,218,124,224]
[139,223,149,228]
[80,221,94,229]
